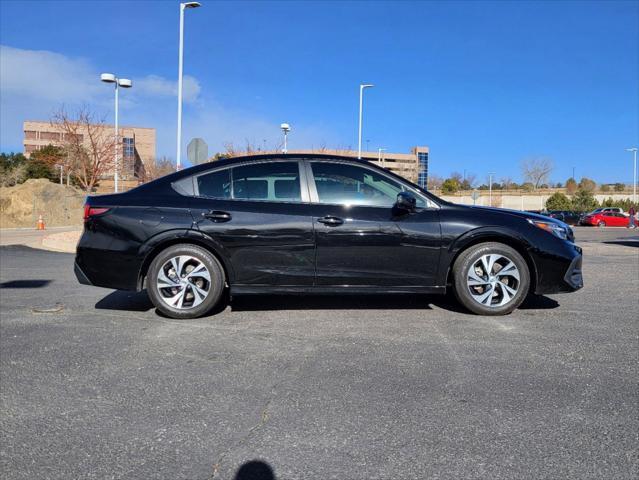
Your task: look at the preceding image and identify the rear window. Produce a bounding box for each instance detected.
[195,161,302,202]
[233,162,301,201]
[197,169,231,199]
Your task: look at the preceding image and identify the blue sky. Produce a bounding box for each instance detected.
[1,0,637,184]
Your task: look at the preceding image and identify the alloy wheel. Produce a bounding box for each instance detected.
[466,254,521,308]
[156,255,211,309]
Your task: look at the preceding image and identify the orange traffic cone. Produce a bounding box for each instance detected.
[37,215,45,230]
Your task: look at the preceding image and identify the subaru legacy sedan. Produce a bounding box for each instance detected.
[75,154,583,318]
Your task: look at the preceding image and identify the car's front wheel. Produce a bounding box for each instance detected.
[452,242,530,316]
[597,220,606,227]
[147,244,226,319]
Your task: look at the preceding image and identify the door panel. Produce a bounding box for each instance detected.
[305,159,442,286]
[191,198,315,285]
[189,160,315,286]
[313,204,440,286]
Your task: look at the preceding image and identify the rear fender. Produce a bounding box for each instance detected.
[137,229,235,290]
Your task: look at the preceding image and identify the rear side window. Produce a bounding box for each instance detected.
[197,169,231,199]
[233,162,301,202]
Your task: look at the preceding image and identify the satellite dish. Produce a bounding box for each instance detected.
[187,138,208,165]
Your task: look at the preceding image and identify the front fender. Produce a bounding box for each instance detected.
[437,226,535,287]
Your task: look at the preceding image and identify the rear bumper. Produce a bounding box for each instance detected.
[74,261,92,286]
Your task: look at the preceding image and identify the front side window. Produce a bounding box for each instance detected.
[311,162,403,207]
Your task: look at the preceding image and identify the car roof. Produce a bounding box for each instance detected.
[133,153,440,202]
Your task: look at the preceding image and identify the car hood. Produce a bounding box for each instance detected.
[462,205,567,226]
[459,205,574,242]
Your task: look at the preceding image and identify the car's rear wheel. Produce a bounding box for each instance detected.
[452,242,530,316]
[597,220,606,227]
[147,244,225,319]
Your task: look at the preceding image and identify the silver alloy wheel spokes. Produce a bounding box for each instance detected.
[467,254,520,308]
[156,255,211,310]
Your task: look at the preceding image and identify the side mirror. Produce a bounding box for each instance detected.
[394,191,417,214]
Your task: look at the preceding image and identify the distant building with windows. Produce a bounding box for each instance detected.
[226,146,430,188]
[22,120,156,188]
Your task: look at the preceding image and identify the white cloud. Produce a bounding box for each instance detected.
[0,45,337,159]
[135,74,200,103]
[0,45,101,102]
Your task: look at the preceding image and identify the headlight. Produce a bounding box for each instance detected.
[528,219,568,240]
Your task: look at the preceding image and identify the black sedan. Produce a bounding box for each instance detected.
[75,154,583,318]
[544,210,582,226]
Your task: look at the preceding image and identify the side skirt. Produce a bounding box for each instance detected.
[230,285,447,295]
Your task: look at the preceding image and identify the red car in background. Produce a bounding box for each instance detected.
[580,211,630,227]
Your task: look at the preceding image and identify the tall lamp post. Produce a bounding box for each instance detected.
[101,73,132,193]
[626,147,638,204]
[378,148,386,168]
[488,172,496,207]
[281,123,291,153]
[358,83,374,159]
[176,1,201,171]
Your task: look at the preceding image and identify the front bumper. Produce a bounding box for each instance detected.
[563,253,583,290]
[533,243,583,294]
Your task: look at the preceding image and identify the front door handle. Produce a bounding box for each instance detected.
[317,216,344,226]
[203,210,232,222]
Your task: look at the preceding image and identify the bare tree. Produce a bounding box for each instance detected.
[500,176,515,190]
[51,107,116,192]
[143,157,175,182]
[427,174,443,191]
[521,156,554,189]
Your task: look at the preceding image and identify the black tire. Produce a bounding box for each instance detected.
[597,221,606,227]
[452,242,530,316]
[147,244,226,319]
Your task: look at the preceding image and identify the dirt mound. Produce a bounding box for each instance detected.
[0,179,86,228]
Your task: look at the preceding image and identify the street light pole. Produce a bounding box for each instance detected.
[176,1,201,171]
[378,148,386,168]
[281,123,290,153]
[101,73,132,193]
[627,148,638,204]
[358,83,374,159]
[488,172,496,207]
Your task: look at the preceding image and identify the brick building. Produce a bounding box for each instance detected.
[22,120,156,187]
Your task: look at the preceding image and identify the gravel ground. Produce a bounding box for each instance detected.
[1,227,637,480]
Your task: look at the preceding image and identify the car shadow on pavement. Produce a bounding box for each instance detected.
[0,279,52,289]
[603,240,639,248]
[520,294,560,310]
[95,290,154,312]
[94,290,559,315]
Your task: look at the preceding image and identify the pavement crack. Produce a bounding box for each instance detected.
[209,398,274,479]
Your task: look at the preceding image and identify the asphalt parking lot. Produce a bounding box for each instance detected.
[1,227,637,480]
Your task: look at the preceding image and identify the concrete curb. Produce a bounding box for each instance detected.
[40,230,82,253]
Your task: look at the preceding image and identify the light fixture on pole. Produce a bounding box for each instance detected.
[101,73,132,193]
[626,147,638,204]
[378,148,386,168]
[358,83,374,159]
[176,1,201,171]
[281,123,291,153]
[488,172,496,207]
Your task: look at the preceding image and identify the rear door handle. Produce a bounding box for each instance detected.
[317,216,344,226]
[203,210,232,222]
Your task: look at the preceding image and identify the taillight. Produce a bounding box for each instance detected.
[83,205,110,221]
